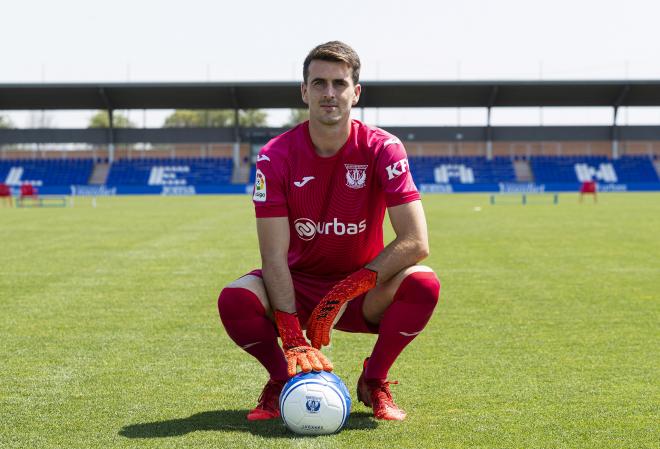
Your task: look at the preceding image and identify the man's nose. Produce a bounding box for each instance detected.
[322,84,336,98]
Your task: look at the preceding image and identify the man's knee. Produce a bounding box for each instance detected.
[218,287,246,322]
[395,268,441,306]
[218,286,266,323]
[218,275,271,322]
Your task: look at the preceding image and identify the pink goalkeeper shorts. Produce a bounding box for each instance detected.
[244,269,379,334]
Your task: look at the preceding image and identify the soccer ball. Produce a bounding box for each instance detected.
[279,370,351,435]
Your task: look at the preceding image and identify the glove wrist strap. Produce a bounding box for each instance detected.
[360,267,379,286]
[274,310,307,350]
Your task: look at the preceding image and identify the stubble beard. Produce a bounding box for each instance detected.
[314,105,348,127]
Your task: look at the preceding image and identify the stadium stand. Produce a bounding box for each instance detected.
[105,157,233,186]
[2,153,658,194]
[0,159,94,187]
[408,156,516,185]
[613,156,660,183]
[530,156,659,184]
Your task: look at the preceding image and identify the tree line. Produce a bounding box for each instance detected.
[87,109,309,129]
[0,109,310,129]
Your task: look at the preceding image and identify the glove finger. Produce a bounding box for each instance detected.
[287,353,297,377]
[314,350,334,372]
[298,353,313,373]
[321,322,332,347]
[321,323,330,346]
[306,350,323,372]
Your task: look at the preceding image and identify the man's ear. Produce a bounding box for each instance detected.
[301,82,309,105]
[352,83,361,105]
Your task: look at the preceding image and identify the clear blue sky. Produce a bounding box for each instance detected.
[3,0,660,127]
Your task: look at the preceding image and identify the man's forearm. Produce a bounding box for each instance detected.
[366,235,429,285]
[262,261,297,313]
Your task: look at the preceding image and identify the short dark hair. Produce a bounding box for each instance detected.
[303,41,361,85]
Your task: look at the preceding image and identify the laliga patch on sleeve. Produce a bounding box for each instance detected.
[253,169,267,202]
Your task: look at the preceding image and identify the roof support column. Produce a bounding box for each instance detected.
[486,106,493,160]
[611,85,629,160]
[231,87,241,170]
[107,109,115,163]
[486,86,498,161]
[99,88,115,163]
[612,106,619,160]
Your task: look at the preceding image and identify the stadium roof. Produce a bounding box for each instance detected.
[1,80,660,110]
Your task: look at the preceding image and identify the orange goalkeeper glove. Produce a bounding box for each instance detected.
[274,310,333,377]
[306,267,378,349]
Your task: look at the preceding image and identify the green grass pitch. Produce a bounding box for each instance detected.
[0,193,658,449]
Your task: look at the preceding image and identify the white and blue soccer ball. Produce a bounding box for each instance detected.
[279,370,351,435]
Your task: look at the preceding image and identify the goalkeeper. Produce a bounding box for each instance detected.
[217,41,440,422]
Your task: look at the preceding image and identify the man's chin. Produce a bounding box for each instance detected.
[316,114,347,127]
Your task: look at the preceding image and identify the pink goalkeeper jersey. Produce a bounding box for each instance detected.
[252,119,420,278]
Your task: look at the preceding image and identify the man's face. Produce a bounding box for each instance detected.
[302,60,361,126]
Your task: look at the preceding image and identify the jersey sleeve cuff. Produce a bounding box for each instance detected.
[385,191,421,208]
[255,206,289,218]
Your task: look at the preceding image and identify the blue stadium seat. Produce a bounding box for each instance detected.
[0,159,94,186]
[530,156,659,183]
[105,158,234,186]
[408,156,516,184]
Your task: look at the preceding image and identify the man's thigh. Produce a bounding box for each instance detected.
[226,266,436,333]
[226,269,342,327]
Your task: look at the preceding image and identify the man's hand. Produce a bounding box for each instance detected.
[306,267,378,349]
[275,310,333,377]
[283,346,333,378]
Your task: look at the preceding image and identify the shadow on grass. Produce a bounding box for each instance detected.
[119,410,377,439]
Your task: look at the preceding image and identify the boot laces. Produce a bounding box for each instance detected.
[372,380,399,402]
[256,379,283,411]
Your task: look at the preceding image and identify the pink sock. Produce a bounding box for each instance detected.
[218,287,288,381]
[365,271,441,380]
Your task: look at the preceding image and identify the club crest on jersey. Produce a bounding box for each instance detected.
[344,164,368,189]
[253,169,266,202]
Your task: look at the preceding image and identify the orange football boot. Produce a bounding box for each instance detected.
[357,358,407,421]
[247,378,286,421]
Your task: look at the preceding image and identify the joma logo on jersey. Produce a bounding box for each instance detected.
[294,217,366,241]
[386,158,409,180]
